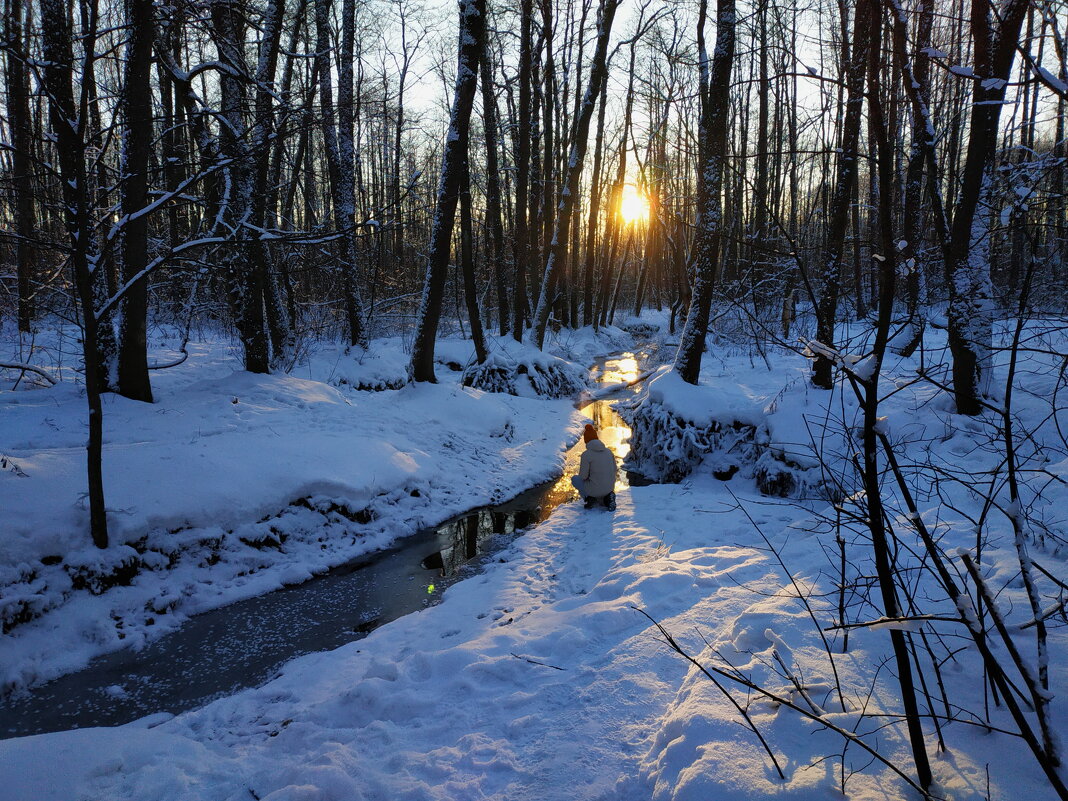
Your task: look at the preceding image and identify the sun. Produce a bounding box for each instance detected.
[618,184,649,224]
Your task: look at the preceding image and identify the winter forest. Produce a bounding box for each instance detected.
[1,0,1067,796]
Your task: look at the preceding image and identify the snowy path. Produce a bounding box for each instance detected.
[0,474,805,801]
[2,464,1057,800]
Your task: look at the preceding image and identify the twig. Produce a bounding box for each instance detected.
[726,486,848,712]
[509,653,566,671]
[633,606,786,780]
[633,606,939,796]
[825,615,961,631]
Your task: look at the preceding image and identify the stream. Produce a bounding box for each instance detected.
[0,351,651,739]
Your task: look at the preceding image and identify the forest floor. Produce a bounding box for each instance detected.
[0,323,628,693]
[2,312,1068,800]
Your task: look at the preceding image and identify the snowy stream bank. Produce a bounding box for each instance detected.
[5,319,1068,801]
[0,349,649,737]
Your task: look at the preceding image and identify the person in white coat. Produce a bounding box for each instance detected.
[571,424,617,510]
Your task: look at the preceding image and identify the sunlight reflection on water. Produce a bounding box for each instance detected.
[598,354,640,386]
[575,353,638,487]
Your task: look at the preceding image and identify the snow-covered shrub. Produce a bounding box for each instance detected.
[626,368,764,483]
[617,316,661,337]
[0,563,63,634]
[321,340,409,391]
[463,339,586,399]
[628,397,759,483]
[751,450,816,497]
[1,588,54,634]
[64,546,141,595]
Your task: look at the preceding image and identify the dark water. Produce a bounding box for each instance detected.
[0,352,650,739]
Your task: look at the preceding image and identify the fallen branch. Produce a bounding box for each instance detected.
[578,368,656,405]
[0,361,57,385]
[148,346,190,370]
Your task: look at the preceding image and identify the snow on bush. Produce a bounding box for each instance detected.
[463,336,587,399]
[626,366,842,498]
[316,339,409,391]
[626,367,765,483]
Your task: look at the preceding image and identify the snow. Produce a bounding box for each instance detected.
[1036,65,1068,94]
[0,330,578,692]
[4,315,1068,801]
[3,465,1061,800]
[644,366,765,429]
[462,333,589,398]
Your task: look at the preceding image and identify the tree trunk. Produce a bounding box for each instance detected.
[480,44,509,336]
[811,0,875,389]
[673,0,736,384]
[41,0,109,548]
[583,80,608,327]
[210,0,270,374]
[945,0,1030,415]
[248,0,293,364]
[864,12,933,786]
[315,0,368,348]
[531,0,621,349]
[116,0,155,403]
[460,161,488,363]
[5,0,34,333]
[409,0,487,381]
[512,0,534,341]
[894,0,934,356]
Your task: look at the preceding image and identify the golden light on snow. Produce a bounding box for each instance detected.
[618,184,649,224]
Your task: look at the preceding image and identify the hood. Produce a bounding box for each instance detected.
[586,439,607,452]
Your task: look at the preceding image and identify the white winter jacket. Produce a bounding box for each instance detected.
[578,439,617,497]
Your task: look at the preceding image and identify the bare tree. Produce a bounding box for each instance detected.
[531,0,621,348]
[673,0,736,384]
[315,0,368,347]
[409,0,488,382]
[945,0,1030,415]
[809,0,875,389]
[115,0,155,403]
[4,0,34,333]
[39,0,109,547]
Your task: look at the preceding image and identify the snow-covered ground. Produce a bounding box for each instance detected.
[0,325,623,693]
[3,313,1068,801]
[2,472,1062,801]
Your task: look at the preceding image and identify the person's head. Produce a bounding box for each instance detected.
[583,424,599,443]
